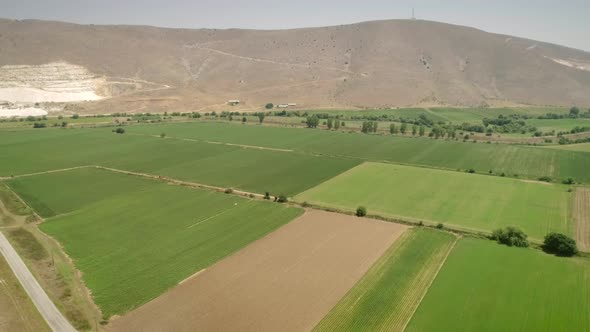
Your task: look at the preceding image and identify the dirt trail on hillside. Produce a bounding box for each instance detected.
[574,188,590,252]
[109,210,408,332]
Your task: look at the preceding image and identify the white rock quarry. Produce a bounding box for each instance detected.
[0,106,47,118]
[0,62,106,103]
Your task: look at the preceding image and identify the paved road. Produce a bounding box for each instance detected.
[0,231,76,332]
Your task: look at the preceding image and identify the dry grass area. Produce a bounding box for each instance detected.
[574,187,590,252]
[0,190,100,330]
[0,254,50,331]
[109,210,408,332]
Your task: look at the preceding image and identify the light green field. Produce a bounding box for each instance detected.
[7,168,302,317]
[314,229,456,332]
[295,162,572,239]
[406,238,590,332]
[527,118,590,133]
[543,142,590,152]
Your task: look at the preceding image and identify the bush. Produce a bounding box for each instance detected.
[265,103,274,109]
[538,176,552,183]
[264,192,271,200]
[467,168,476,173]
[436,223,444,229]
[33,122,46,128]
[277,195,288,203]
[302,201,310,207]
[114,127,125,134]
[160,133,166,138]
[562,178,574,185]
[543,233,577,256]
[491,226,529,247]
[71,114,79,119]
[224,188,233,194]
[356,206,367,217]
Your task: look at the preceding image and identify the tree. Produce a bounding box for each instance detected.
[400,123,407,134]
[242,116,247,124]
[419,126,425,136]
[389,123,398,134]
[491,226,529,247]
[306,115,320,128]
[543,233,577,256]
[412,125,417,136]
[327,118,334,130]
[356,206,367,217]
[264,192,271,200]
[334,119,341,130]
[277,195,288,203]
[341,121,346,127]
[562,177,575,185]
[160,133,166,138]
[265,103,274,109]
[72,114,79,119]
[362,121,378,133]
[258,113,265,124]
[61,121,68,128]
[569,106,580,118]
[33,122,46,128]
[114,127,125,134]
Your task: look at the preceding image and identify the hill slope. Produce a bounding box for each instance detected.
[1,18,589,112]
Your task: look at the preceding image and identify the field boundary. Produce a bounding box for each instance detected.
[400,235,460,332]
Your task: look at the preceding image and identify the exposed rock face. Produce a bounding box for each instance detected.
[0,62,105,103]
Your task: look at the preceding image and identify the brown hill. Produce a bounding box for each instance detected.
[1,18,589,112]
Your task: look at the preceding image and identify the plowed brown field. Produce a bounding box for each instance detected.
[109,210,408,332]
[574,187,590,252]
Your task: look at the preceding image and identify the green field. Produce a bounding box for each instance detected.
[6,168,302,317]
[0,128,358,196]
[127,121,590,183]
[543,142,590,152]
[527,118,590,133]
[296,162,572,239]
[314,229,456,332]
[406,238,590,331]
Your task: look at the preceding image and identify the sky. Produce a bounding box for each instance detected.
[1,0,589,52]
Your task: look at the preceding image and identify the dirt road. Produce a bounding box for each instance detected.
[0,231,75,332]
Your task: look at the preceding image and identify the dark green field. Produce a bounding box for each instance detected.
[7,168,302,317]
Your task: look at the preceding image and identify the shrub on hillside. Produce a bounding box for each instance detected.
[436,223,444,229]
[264,192,271,200]
[277,195,288,203]
[491,226,529,247]
[265,103,274,109]
[543,233,577,256]
[562,178,575,185]
[356,206,367,217]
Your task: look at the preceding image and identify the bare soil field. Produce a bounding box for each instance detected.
[109,210,408,332]
[574,187,590,252]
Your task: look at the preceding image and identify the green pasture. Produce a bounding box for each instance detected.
[314,229,456,332]
[8,168,302,317]
[127,121,590,183]
[0,128,358,196]
[543,142,590,152]
[406,238,590,332]
[295,162,572,239]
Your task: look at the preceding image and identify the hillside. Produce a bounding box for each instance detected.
[1,18,590,113]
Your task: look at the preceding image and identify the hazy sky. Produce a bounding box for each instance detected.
[2,0,589,51]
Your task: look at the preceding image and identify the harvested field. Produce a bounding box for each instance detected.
[574,187,590,252]
[109,210,408,332]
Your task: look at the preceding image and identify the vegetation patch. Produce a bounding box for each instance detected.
[405,238,590,332]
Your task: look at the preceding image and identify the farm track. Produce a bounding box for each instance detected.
[574,188,590,252]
